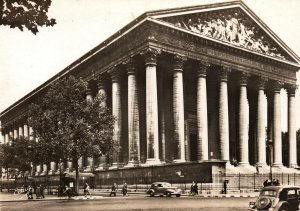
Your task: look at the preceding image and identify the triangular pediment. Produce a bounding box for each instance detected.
[146,1,299,64]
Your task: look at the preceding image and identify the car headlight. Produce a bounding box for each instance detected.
[272,198,279,208]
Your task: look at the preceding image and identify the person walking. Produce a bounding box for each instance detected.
[110,183,117,197]
[84,182,91,197]
[122,182,128,196]
[40,184,45,198]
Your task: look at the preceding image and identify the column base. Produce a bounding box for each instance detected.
[109,163,124,170]
[84,166,93,172]
[124,160,140,168]
[143,159,161,166]
[238,162,251,167]
[40,171,47,176]
[272,163,284,168]
[289,164,298,168]
[173,159,185,163]
[95,164,109,171]
[48,170,55,175]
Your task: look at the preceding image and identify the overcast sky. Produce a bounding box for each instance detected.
[0,0,300,130]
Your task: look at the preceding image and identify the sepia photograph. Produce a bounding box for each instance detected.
[1,0,300,210]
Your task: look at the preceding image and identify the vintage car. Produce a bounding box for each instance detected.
[249,185,300,211]
[146,182,181,197]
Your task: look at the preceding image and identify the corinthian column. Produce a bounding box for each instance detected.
[219,67,230,162]
[110,67,122,168]
[141,47,161,165]
[85,88,94,171]
[272,81,283,167]
[287,84,298,168]
[238,72,250,166]
[96,76,108,170]
[173,54,186,162]
[256,77,268,167]
[197,61,210,161]
[126,58,140,166]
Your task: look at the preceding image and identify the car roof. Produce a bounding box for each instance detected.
[152,182,171,185]
[262,185,300,191]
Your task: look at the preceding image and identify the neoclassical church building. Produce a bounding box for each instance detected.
[1,1,300,183]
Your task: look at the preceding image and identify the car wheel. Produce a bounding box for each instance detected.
[176,194,181,197]
[256,197,271,210]
[166,192,171,197]
[150,191,155,197]
[279,206,289,211]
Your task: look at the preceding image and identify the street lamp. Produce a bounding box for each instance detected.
[267,139,273,183]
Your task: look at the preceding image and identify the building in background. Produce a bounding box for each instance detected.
[1,1,299,185]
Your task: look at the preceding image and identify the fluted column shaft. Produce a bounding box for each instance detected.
[219,68,230,161]
[173,55,186,162]
[256,78,267,166]
[18,125,23,138]
[13,127,18,139]
[197,62,209,161]
[287,85,297,168]
[273,82,283,167]
[85,89,94,170]
[5,133,9,144]
[111,68,122,165]
[127,60,140,164]
[239,73,250,165]
[24,124,28,139]
[142,48,161,164]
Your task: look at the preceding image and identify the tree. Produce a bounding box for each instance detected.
[0,0,56,34]
[28,75,116,194]
[0,136,32,191]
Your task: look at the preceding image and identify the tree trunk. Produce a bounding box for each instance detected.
[75,159,79,195]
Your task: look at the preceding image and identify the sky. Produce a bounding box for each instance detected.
[0,0,300,131]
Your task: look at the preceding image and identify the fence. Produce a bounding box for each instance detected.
[3,172,300,194]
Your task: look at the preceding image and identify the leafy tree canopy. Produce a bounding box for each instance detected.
[28,76,116,164]
[0,0,56,34]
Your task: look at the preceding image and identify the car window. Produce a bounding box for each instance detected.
[296,189,300,196]
[151,184,157,188]
[287,189,297,200]
[261,190,277,197]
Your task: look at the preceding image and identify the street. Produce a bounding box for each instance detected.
[0,195,254,210]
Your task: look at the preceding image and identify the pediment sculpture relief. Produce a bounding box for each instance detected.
[160,8,289,61]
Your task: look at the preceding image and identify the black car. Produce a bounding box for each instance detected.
[249,185,300,211]
[146,182,181,197]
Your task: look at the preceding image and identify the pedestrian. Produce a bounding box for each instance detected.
[122,182,128,196]
[40,184,45,198]
[64,185,71,199]
[27,185,33,199]
[223,180,228,194]
[84,182,91,197]
[110,183,117,197]
[190,181,196,195]
[36,185,41,199]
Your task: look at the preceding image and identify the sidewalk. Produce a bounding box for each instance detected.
[0,192,104,202]
[0,190,259,202]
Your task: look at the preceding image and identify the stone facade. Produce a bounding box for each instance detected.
[1,1,300,180]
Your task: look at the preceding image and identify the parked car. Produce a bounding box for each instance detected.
[146,182,181,197]
[248,185,300,211]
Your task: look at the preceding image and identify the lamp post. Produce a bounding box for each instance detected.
[267,140,273,183]
[59,159,62,188]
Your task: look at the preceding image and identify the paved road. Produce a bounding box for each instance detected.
[0,195,254,210]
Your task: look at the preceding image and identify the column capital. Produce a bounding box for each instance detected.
[219,66,231,82]
[239,72,250,86]
[286,83,298,96]
[109,66,121,82]
[257,76,268,90]
[140,47,161,66]
[123,58,136,75]
[97,75,105,90]
[173,54,187,72]
[197,61,210,77]
[86,88,92,96]
[271,80,284,93]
